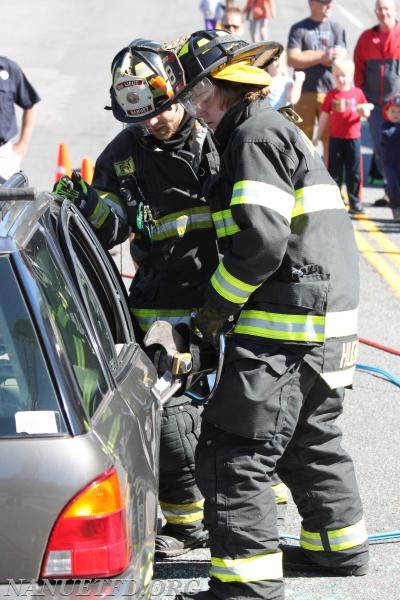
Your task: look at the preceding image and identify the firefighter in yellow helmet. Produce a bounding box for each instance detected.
[162,30,369,600]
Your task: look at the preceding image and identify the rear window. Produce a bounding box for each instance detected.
[0,256,67,437]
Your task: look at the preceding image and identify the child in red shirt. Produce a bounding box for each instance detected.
[313,58,373,214]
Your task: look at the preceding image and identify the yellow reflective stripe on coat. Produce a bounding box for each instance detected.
[212,209,240,238]
[300,518,368,552]
[151,206,212,241]
[88,201,110,230]
[211,263,260,305]
[272,481,289,504]
[293,184,345,218]
[131,308,192,332]
[210,551,282,583]
[235,310,325,342]
[231,180,294,223]
[235,309,358,344]
[160,499,204,525]
[91,189,126,230]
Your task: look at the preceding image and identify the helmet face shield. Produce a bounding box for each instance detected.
[179,78,214,117]
[168,30,283,101]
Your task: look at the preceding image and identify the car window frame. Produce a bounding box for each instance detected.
[56,201,138,379]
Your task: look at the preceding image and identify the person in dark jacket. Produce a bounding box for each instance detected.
[163,30,369,600]
[53,39,220,559]
[381,92,400,221]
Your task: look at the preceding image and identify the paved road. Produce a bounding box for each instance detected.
[3,1,400,599]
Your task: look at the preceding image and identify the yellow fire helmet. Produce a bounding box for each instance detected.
[211,60,272,86]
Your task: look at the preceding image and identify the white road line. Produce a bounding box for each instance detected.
[335,2,365,29]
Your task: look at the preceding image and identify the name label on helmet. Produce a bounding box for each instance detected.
[115,78,145,90]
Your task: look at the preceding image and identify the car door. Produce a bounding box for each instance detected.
[56,202,162,571]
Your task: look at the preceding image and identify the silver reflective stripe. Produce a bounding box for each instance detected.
[235,310,325,343]
[212,209,239,238]
[151,207,212,241]
[328,518,368,551]
[324,309,358,338]
[231,180,294,223]
[293,184,344,217]
[211,264,259,305]
[320,367,356,389]
[210,551,283,583]
[301,518,368,552]
[235,309,357,344]
[160,499,204,525]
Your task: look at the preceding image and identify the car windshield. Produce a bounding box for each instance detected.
[0,256,67,437]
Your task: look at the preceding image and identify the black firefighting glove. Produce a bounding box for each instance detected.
[192,303,229,346]
[53,171,99,217]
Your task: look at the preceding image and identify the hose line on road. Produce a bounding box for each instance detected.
[359,337,400,357]
[357,337,400,387]
[356,363,400,387]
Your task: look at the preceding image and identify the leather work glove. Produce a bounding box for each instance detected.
[53,171,90,211]
[192,304,228,346]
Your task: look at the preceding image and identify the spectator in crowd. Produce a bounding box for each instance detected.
[267,50,306,109]
[287,0,347,164]
[0,55,40,181]
[243,0,276,42]
[313,58,373,214]
[199,0,224,30]
[354,0,400,201]
[221,4,245,35]
[380,92,400,221]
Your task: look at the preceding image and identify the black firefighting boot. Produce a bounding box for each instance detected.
[155,523,208,558]
[281,544,369,576]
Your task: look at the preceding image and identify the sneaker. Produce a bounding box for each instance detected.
[393,208,400,222]
[348,203,366,214]
[374,195,389,207]
[155,530,208,558]
[281,544,369,577]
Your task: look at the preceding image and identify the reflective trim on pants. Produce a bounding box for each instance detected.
[272,481,289,504]
[159,498,204,525]
[210,550,283,583]
[301,518,368,552]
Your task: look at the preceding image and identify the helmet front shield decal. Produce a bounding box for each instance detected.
[113,75,156,119]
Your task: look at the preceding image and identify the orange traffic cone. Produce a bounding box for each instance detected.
[54,143,72,183]
[80,156,94,184]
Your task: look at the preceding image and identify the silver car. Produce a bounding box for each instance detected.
[0,174,177,599]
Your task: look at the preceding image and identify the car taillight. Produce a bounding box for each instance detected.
[41,467,131,578]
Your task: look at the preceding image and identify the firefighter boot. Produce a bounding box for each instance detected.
[281,544,369,576]
[155,524,208,558]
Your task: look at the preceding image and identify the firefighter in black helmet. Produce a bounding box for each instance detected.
[165,30,369,600]
[53,39,220,558]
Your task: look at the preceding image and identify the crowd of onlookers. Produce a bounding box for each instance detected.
[199,0,400,222]
[2,1,399,222]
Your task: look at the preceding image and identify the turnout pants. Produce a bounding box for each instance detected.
[159,401,205,536]
[196,358,369,600]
